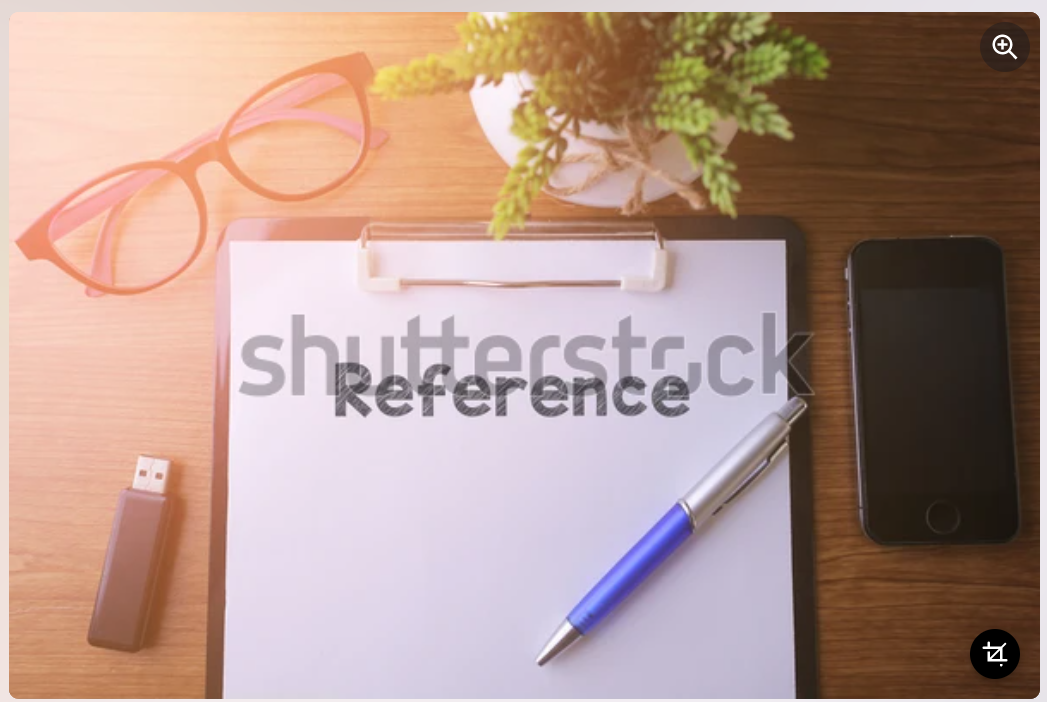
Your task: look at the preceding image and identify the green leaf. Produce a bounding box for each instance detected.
[371,54,467,99]
[731,42,791,86]
[374,12,829,224]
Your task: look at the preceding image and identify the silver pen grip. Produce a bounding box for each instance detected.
[678,398,806,528]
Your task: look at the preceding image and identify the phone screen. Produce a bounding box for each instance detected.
[849,238,1019,543]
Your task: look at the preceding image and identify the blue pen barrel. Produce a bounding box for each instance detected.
[567,504,694,635]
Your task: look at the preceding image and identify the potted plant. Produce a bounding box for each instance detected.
[373,12,828,236]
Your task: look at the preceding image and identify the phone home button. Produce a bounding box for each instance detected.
[926,500,961,535]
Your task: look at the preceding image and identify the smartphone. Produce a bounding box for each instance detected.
[847,237,1020,544]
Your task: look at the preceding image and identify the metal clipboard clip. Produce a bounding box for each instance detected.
[357,221,670,293]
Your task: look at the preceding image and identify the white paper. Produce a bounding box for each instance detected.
[223,236,795,698]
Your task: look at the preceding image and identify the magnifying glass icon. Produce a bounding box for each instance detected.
[993,34,1018,59]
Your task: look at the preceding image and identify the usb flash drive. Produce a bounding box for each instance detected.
[87,456,173,652]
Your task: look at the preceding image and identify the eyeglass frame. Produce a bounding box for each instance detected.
[15,52,384,296]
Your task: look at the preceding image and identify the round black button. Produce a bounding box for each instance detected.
[981,22,1030,72]
[971,629,1020,679]
[925,500,961,535]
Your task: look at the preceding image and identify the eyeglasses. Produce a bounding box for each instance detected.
[15,52,388,297]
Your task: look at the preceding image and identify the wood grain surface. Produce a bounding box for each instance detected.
[9,12,1039,699]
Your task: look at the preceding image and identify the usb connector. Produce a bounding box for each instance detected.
[131,456,170,494]
[89,455,174,651]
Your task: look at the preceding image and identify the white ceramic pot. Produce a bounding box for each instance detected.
[469,71,738,210]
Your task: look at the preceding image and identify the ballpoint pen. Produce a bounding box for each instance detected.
[535,396,808,666]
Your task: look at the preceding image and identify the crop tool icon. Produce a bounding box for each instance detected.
[983,641,1008,666]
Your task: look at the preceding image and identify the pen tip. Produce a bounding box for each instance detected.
[535,620,582,666]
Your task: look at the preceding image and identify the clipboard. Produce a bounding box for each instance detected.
[208,216,817,698]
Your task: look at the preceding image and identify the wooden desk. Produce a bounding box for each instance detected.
[9,13,1039,698]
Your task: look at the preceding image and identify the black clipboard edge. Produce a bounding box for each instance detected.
[206,215,817,698]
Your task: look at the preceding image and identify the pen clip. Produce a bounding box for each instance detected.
[713,440,789,516]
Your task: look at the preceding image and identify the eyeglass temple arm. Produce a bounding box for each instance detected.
[80,106,385,297]
[51,72,387,297]
[47,72,387,244]
[55,72,388,243]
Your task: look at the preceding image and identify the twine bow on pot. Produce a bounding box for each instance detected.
[542,120,707,216]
